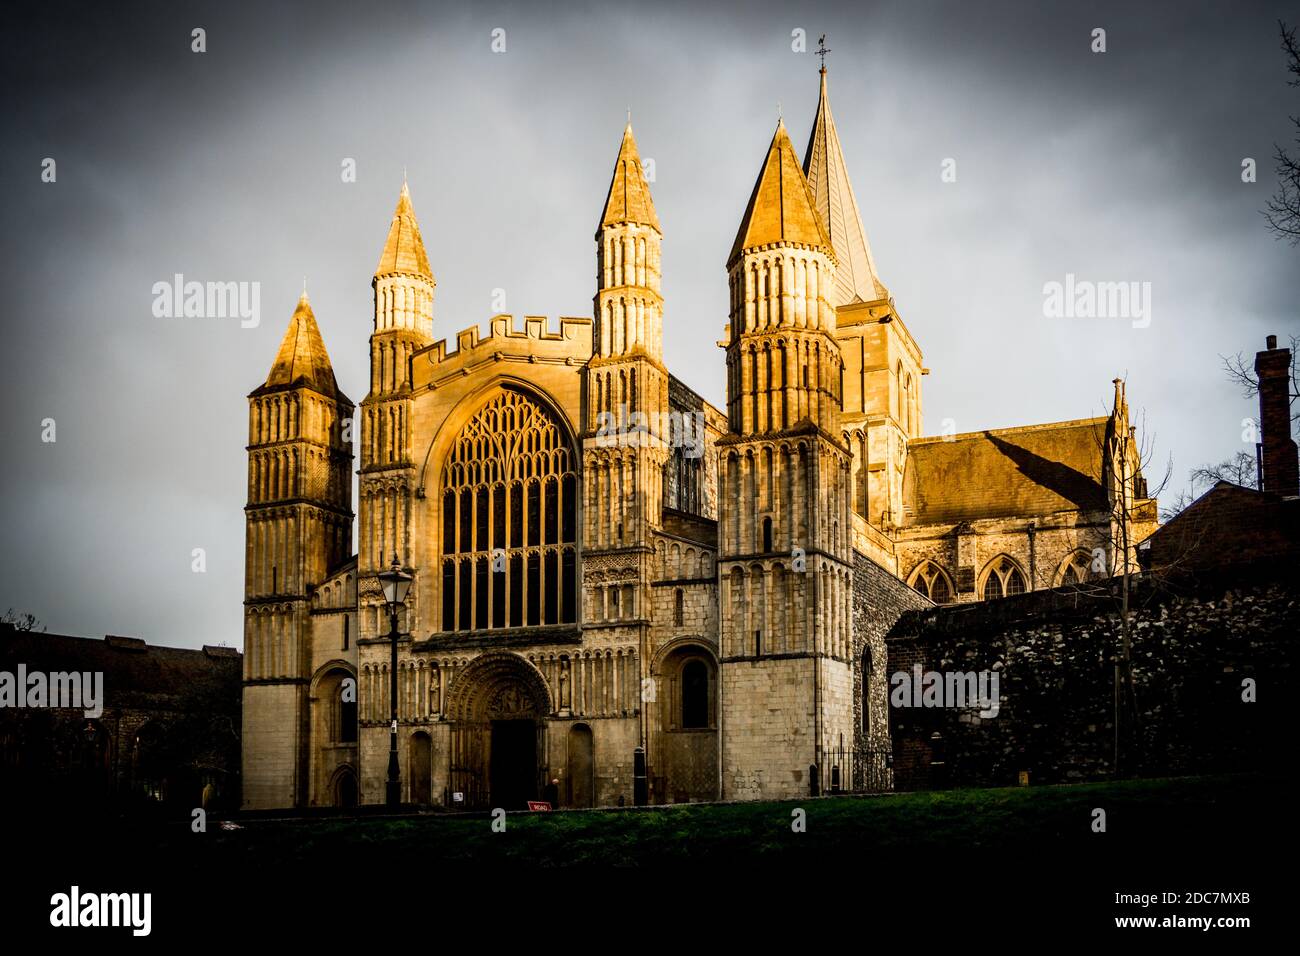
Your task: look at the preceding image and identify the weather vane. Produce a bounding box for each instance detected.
[817,34,830,71]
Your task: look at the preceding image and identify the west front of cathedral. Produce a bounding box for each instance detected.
[241,68,1158,810]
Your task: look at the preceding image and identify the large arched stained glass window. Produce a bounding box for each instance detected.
[440,387,578,631]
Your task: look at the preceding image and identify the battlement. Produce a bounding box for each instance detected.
[413,314,592,389]
[420,314,591,365]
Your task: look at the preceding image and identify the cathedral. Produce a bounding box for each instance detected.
[241,66,1158,810]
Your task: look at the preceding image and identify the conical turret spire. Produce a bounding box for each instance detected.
[374,181,433,278]
[599,123,660,232]
[802,68,887,305]
[729,119,833,265]
[264,291,342,398]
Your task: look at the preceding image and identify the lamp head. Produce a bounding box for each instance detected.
[377,554,413,609]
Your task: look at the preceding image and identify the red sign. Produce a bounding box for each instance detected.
[526,801,552,812]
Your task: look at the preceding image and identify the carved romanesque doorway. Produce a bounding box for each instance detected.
[445,653,553,810]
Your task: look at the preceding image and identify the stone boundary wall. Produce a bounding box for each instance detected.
[885,565,1297,789]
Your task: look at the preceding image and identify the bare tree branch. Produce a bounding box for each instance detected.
[1218,335,1299,432]
[1190,450,1258,491]
[1160,489,1194,522]
[1264,20,1300,245]
[1,608,46,633]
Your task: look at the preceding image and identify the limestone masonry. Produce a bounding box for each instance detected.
[242,67,1157,809]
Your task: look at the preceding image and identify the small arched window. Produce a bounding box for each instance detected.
[673,589,684,627]
[761,517,773,553]
[862,646,874,732]
[982,557,1027,601]
[1058,550,1095,587]
[681,660,708,729]
[909,562,954,604]
[340,694,357,743]
[904,373,913,434]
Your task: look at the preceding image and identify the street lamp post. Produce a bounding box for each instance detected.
[377,554,413,808]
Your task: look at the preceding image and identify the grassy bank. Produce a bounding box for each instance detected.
[159,772,1277,868]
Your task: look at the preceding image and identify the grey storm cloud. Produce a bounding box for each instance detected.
[1,0,1296,646]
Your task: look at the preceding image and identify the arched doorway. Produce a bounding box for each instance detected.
[331,766,358,808]
[568,724,594,808]
[310,663,358,807]
[653,642,719,803]
[444,653,553,810]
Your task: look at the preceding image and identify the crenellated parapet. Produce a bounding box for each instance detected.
[412,315,592,392]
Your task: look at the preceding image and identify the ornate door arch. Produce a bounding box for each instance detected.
[444,652,554,810]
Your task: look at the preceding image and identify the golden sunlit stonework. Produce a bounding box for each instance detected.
[241,68,1158,810]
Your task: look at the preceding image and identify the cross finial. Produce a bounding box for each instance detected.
[403,165,408,184]
[626,106,631,127]
[777,100,783,121]
[817,34,830,72]
[302,275,307,295]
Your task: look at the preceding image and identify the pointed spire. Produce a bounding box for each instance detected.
[599,123,660,232]
[802,67,888,304]
[729,119,833,265]
[1111,377,1128,420]
[375,180,433,278]
[263,291,342,398]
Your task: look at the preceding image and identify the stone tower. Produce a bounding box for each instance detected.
[718,119,856,800]
[803,66,922,532]
[243,291,354,808]
[359,182,435,631]
[588,123,669,544]
[584,123,670,765]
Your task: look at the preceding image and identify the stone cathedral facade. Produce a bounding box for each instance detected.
[241,68,1158,811]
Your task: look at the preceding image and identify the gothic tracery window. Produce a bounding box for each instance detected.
[909,561,953,604]
[440,388,577,631]
[1059,550,1095,586]
[981,556,1027,601]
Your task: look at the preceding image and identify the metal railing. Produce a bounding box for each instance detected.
[812,746,893,796]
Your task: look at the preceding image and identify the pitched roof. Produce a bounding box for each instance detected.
[374,181,433,278]
[599,124,660,231]
[729,119,834,265]
[902,419,1110,526]
[1143,480,1300,571]
[0,626,241,705]
[802,69,888,305]
[260,291,344,399]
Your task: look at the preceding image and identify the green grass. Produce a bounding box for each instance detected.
[160,772,1276,868]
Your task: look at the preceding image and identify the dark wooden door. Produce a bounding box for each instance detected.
[490,719,537,810]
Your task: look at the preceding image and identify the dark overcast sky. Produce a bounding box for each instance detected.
[1,0,1297,648]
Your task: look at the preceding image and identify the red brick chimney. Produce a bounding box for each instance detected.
[1255,334,1298,496]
